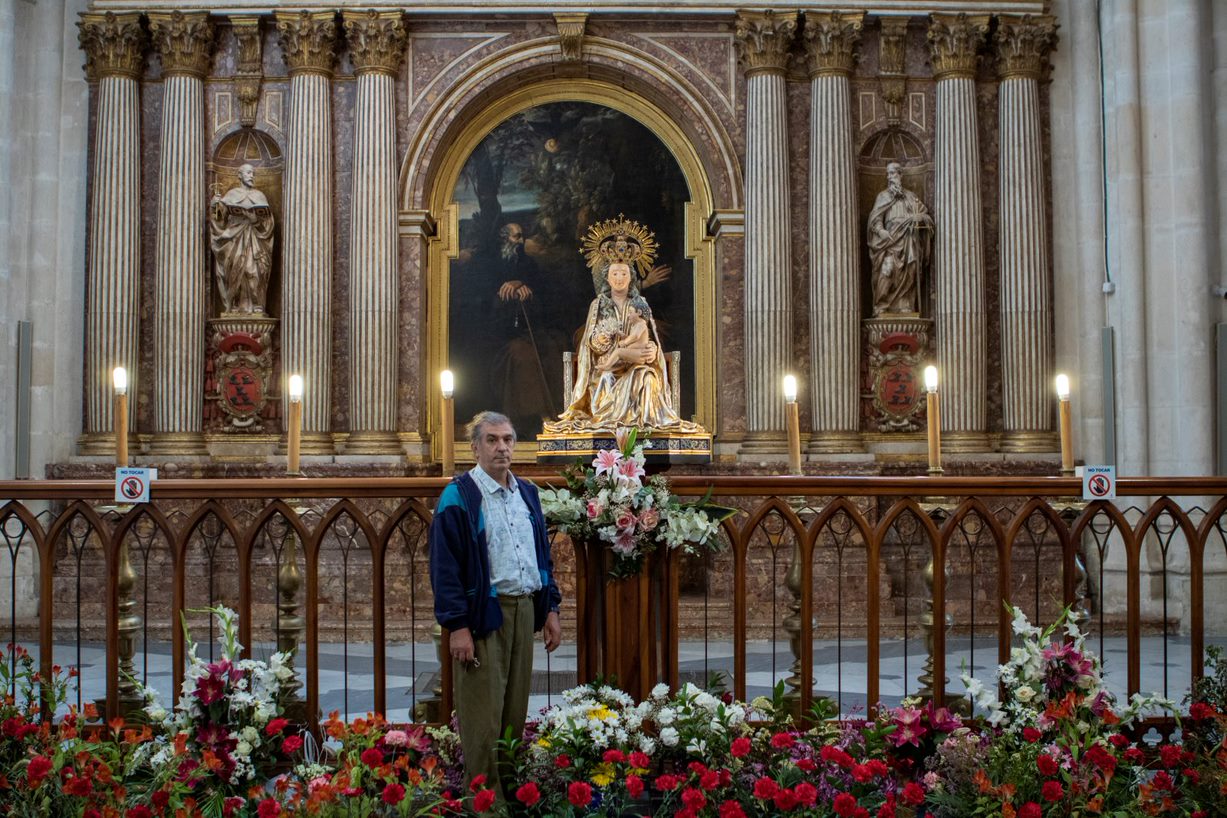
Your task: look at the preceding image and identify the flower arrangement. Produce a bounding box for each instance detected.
[926,605,1182,818]
[140,605,302,808]
[540,429,735,578]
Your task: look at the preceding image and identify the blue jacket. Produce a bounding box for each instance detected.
[429,471,562,639]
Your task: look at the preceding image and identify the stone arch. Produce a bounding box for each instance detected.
[405,37,740,442]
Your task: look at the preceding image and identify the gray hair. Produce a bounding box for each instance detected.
[466,410,516,444]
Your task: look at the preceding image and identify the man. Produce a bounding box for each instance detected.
[867,162,933,316]
[428,411,562,796]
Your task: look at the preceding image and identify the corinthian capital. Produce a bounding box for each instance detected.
[149,11,214,79]
[802,11,864,77]
[927,13,989,80]
[735,11,798,76]
[343,10,408,76]
[993,14,1058,80]
[276,11,338,76]
[78,12,147,81]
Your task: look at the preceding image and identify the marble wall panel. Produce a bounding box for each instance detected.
[397,234,423,434]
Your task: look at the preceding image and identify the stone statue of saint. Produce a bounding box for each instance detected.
[867,162,933,316]
[209,164,274,315]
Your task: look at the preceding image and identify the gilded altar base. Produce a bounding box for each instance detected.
[535,430,712,465]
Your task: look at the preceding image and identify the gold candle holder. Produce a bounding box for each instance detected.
[112,367,128,467]
[287,374,303,475]
[783,374,801,475]
[440,370,455,475]
[924,365,942,476]
[1056,373,1073,476]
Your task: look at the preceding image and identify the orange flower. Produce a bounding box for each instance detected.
[974,769,996,795]
[84,703,99,720]
[1002,803,1016,818]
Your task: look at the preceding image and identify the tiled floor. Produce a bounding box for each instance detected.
[21,633,1214,723]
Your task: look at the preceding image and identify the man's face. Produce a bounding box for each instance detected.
[504,224,524,246]
[887,167,902,192]
[239,166,254,186]
[472,421,516,474]
[607,263,632,294]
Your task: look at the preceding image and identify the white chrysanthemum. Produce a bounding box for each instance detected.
[660,726,679,746]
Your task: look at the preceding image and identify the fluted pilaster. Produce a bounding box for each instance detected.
[735,11,796,451]
[804,12,863,452]
[928,14,989,447]
[996,15,1058,450]
[79,13,145,442]
[345,11,406,452]
[278,11,336,440]
[150,12,213,453]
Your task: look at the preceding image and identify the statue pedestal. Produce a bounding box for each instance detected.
[535,431,711,465]
[575,539,670,701]
[861,316,932,434]
[208,315,279,434]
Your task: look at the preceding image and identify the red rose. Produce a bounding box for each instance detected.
[1183,767,1201,784]
[1189,702,1217,721]
[629,750,651,769]
[383,783,406,805]
[281,734,303,755]
[901,782,925,806]
[361,747,384,767]
[730,737,752,757]
[1108,733,1129,748]
[820,745,854,768]
[794,781,818,807]
[1123,747,1145,764]
[257,799,281,818]
[152,791,169,810]
[877,800,897,818]
[126,807,152,818]
[719,801,746,818]
[264,718,290,736]
[796,758,817,772]
[516,782,541,806]
[25,755,52,788]
[770,731,796,749]
[627,774,645,798]
[833,792,859,817]
[554,753,571,769]
[773,789,799,811]
[1042,780,1064,802]
[752,777,778,800]
[1037,753,1059,776]
[682,787,708,810]
[1159,744,1183,768]
[656,774,681,791]
[64,773,92,797]
[568,781,593,808]
[1151,771,1174,791]
[1022,727,1042,743]
[603,749,626,764]
[469,774,488,793]
[1018,803,1042,818]
[473,789,496,812]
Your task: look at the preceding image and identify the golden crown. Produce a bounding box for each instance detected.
[580,215,658,279]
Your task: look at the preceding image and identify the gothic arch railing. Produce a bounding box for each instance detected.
[3,475,1227,726]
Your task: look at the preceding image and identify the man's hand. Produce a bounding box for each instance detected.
[498,281,534,302]
[642,264,672,289]
[542,611,562,652]
[449,627,475,664]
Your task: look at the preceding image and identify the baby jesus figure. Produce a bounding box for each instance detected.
[594,296,655,372]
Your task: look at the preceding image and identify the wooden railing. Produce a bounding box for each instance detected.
[2,475,1225,722]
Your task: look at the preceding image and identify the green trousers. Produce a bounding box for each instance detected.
[453,593,535,798]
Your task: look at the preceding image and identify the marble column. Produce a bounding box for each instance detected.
[995,15,1058,452]
[149,12,213,455]
[344,11,406,455]
[928,14,990,450]
[277,11,336,449]
[735,10,796,455]
[77,13,145,450]
[803,11,864,453]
